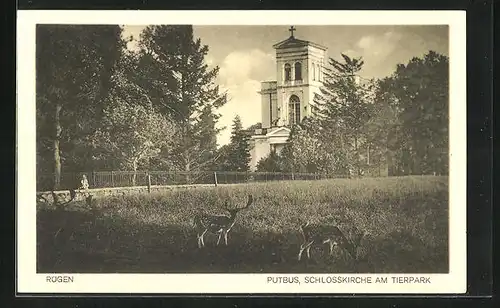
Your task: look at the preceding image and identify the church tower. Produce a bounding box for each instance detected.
[261,26,327,129]
[250,27,328,170]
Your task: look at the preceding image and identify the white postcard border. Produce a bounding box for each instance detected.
[16,10,467,294]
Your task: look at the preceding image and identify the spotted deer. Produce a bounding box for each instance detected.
[298,222,367,261]
[194,194,253,248]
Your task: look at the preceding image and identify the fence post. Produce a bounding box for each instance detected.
[214,171,218,187]
[147,172,151,193]
[111,171,115,187]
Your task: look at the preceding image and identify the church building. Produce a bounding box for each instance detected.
[249,27,327,171]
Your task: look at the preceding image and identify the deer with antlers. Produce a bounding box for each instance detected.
[194,194,253,248]
[298,221,367,261]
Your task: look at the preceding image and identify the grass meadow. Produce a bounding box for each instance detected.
[37,176,449,273]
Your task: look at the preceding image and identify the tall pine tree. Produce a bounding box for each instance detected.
[313,53,375,175]
[227,115,251,172]
[136,25,227,180]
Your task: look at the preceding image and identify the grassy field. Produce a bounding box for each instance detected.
[37,176,449,273]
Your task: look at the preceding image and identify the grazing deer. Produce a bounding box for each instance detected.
[351,225,368,251]
[298,222,365,261]
[194,194,253,248]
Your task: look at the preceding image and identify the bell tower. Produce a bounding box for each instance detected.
[271,26,327,127]
[251,27,328,171]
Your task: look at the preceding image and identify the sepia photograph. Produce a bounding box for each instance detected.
[17,10,466,294]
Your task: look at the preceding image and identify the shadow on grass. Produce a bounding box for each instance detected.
[37,207,448,274]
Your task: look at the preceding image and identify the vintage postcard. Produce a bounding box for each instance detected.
[17,10,466,294]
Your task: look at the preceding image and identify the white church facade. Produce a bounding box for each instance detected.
[249,27,327,171]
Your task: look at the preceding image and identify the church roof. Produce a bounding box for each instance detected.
[266,126,291,137]
[272,36,327,51]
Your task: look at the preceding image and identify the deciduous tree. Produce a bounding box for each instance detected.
[36,25,124,189]
[92,76,176,185]
[373,51,449,175]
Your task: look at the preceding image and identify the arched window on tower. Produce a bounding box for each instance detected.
[294,62,302,80]
[317,63,321,81]
[284,63,291,82]
[288,95,301,125]
[312,62,316,81]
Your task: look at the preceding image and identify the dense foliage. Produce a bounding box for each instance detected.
[36,25,125,189]
[36,25,227,189]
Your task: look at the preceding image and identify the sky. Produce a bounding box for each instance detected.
[121,25,449,146]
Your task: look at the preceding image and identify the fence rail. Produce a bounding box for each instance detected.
[36,171,349,192]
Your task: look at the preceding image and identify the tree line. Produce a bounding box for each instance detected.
[38,25,227,189]
[36,25,448,191]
